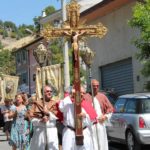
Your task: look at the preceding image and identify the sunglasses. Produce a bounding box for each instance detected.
[46,90,52,93]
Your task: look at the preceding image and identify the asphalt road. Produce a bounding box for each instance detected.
[0,128,11,150]
[0,128,123,150]
[109,141,150,150]
[0,127,150,150]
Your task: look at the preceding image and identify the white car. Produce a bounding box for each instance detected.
[107,93,150,150]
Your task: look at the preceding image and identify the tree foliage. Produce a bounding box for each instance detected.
[49,39,63,65]
[0,20,35,40]
[0,42,3,49]
[3,21,17,32]
[33,5,56,33]
[0,49,16,75]
[17,24,35,39]
[45,6,56,16]
[33,16,42,34]
[129,0,150,89]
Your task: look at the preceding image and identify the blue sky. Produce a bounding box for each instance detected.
[0,0,61,26]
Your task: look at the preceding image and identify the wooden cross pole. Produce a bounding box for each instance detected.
[42,0,107,145]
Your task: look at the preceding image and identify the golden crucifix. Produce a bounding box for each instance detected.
[42,0,107,145]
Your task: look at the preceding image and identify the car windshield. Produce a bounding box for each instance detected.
[141,98,150,113]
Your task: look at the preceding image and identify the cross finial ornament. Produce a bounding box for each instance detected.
[66,0,80,28]
[42,0,107,40]
[41,0,107,145]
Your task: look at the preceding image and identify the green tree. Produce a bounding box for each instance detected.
[49,39,63,65]
[4,21,17,32]
[0,41,3,49]
[0,20,4,31]
[33,16,42,33]
[0,49,16,75]
[0,19,35,39]
[33,5,56,33]
[17,24,35,39]
[129,0,150,90]
[45,6,55,16]
[2,29,8,39]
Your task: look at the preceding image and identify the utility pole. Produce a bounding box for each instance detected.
[61,0,70,89]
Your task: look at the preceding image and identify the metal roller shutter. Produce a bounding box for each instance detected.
[101,58,133,95]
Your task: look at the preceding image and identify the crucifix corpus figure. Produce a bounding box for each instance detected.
[42,0,107,146]
[64,30,86,61]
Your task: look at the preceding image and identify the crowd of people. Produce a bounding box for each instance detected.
[0,79,114,150]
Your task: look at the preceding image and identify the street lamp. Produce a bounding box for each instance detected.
[33,41,48,103]
[80,44,95,91]
[33,42,48,150]
[33,42,48,68]
[33,41,48,106]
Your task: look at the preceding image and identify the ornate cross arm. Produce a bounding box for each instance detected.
[41,25,66,40]
[83,23,108,38]
[42,22,107,41]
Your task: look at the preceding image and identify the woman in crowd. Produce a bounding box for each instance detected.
[9,93,30,150]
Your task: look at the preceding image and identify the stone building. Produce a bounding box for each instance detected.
[81,0,148,95]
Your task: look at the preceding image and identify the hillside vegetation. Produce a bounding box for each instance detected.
[0,5,58,76]
[0,20,35,48]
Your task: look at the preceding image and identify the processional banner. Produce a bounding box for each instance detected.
[1,75,19,102]
[0,77,4,104]
[36,64,63,100]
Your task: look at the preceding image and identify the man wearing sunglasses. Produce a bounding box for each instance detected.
[29,85,63,150]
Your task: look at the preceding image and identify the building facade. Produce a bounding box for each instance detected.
[13,37,47,94]
[81,0,148,95]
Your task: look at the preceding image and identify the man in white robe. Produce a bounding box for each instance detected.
[30,112,59,150]
[59,87,95,150]
[29,85,62,150]
[91,79,114,150]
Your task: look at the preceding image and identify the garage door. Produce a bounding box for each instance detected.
[101,58,134,95]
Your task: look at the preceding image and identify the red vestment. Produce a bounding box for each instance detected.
[81,98,97,121]
[83,92,114,115]
[71,95,97,121]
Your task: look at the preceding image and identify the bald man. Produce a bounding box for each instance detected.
[91,79,113,150]
[59,86,96,150]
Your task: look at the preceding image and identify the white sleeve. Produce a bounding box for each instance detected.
[31,118,40,125]
[105,112,112,120]
[59,96,72,112]
[105,112,112,126]
[48,112,58,121]
[82,108,92,127]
